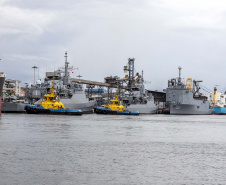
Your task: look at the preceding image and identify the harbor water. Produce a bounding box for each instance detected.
[0,114,226,184]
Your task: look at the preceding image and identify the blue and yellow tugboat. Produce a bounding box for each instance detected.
[94,87,139,115]
[25,77,82,115]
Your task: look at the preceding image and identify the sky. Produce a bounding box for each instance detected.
[1,0,226,92]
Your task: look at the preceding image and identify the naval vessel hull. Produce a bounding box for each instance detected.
[169,104,213,115]
[125,102,157,114]
[60,92,94,113]
[1,102,26,113]
[0,76,5,96]
[211,107,226,115]
[62,101,94,113]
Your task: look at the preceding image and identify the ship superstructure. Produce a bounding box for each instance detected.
[52,52,94,113]
[25,76,82,115]
[1,79,26,113]
[165,67,212,115]
[25,52,94,113]
[121,58,157,114]
[206,86,226,114]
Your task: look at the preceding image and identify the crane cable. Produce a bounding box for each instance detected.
[199,84,212,94]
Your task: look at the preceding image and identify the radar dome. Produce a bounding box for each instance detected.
[36,80,41,85]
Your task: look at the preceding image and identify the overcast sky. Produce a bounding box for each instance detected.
[1,0,226,91]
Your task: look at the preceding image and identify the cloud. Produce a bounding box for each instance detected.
[0,0,54,35]
[3,54,52,61]
[1,0,226,91]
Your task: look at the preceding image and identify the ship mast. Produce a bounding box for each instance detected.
[63,51,70,85]
[141,70,144,84]
[178,66,182,85]
[128,58,135,89]
[141,70,145,96]
[32,65,38,85]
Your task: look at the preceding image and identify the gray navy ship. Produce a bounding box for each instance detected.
[165,67,212,115]
[29,52,94,113]
[1,79,26,113]
[121,58,157,114]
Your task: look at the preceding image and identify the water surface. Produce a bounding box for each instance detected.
[0,114,226,184]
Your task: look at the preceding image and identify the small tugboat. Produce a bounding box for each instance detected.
[94,87,139,115]
[25,77,82,115]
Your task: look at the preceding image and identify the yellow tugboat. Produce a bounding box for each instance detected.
[25,76,82,115]
[94,87,139,115]
[38,80,65,110]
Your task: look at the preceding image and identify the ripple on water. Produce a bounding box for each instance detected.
[0,114,226,184]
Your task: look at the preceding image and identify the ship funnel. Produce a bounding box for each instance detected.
[213,86,218,105]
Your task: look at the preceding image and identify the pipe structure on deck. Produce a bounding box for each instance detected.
[71,78,125,88]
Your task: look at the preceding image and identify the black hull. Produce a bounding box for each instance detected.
[94,108,138,115]
[2,111,26,113]
[25,107,82,116]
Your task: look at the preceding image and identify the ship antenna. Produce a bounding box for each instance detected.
[178,66,182,84]
[32,65,38,85]
[65,51,68,77]
[63,51,70,85]
[142,70,144,84]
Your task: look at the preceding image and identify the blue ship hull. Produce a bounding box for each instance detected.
[211,107,226,115]
[94,106,139,115]
[25,104,82,115]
